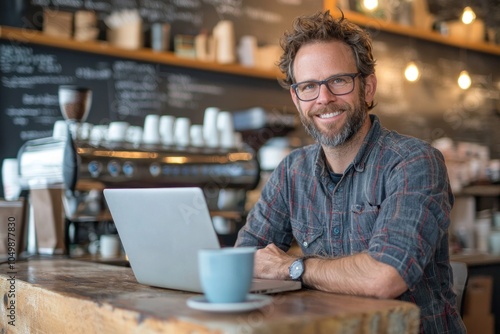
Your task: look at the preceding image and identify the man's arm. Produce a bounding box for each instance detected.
[255,243,408,299]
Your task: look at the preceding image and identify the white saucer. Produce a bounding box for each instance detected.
[187,294,272,312]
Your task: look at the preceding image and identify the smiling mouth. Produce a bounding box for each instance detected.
[317,110,343,119]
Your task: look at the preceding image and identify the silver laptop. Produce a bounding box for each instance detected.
[103,187,301,294]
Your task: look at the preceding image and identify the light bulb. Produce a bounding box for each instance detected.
[362,0,379,11]
[458,70,472,90]
[404,61,421,82]
[461,7,476,25]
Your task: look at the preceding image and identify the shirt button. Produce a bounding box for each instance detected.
[333,227,340,235]
[303,241,309,248]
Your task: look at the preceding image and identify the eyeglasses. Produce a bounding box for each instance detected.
[291,72,361,102]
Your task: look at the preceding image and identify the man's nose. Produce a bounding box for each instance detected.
[316,83,337,103]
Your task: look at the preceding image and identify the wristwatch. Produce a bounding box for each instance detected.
[289,258,305,281]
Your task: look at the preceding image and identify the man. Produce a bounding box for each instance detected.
[235,10,466,333]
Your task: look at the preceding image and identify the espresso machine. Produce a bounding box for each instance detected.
[17,86,260,257]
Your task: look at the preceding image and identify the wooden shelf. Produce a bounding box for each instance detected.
[459,184,500,197]
[451,252,500,266]
[323,1,500,56]
[0,26,283,80]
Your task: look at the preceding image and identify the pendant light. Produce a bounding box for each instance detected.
[404,61,421,82]
[461,6,476,25]
[362,0,379,11]
[458,70,472,90]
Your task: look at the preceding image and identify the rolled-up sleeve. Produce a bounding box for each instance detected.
[367,143,452,289]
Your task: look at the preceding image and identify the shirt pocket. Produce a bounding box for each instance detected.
[291,218,326,256]
[349,202,379,253]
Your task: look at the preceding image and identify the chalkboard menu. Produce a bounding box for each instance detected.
[0,41,295,158]
[0,0,323,197]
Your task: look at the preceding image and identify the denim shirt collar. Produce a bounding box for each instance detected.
[314,114,382,181]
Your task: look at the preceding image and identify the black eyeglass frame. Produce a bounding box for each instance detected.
[291,72,361,102]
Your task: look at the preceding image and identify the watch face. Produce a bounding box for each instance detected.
[289,259,304,280]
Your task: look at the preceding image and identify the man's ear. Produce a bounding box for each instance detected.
[364,74,377,105]
[290,87,300,109]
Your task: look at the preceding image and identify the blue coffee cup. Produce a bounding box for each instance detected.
[198,247,255,303]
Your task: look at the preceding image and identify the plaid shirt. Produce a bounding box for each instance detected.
[236,115,466,333]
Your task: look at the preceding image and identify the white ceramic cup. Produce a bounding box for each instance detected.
[203,107,220,148]
[159,115,175,145]
[237,35,257,67]
[126,126,143,145]
[2,158,21,201]
[79,122,93,140]
[107,122,129,142]
[174,117,191,147]
[89,125,108,142]
[100,234,121,258]
[190,124,205,147]
[53,120,69,139]
[217,111,235,149]
[142,114,161,144]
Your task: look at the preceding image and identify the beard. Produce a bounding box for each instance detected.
[298,93,367,148]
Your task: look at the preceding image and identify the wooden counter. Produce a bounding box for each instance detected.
[0,258,420,333]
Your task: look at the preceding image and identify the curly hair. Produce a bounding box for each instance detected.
[278,10,376,100]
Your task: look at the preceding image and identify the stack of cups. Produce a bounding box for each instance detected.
[203,107,220,148]
[142,114,161,144]
[2,159,21,201]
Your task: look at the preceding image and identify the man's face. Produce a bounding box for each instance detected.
[290,41,376,147]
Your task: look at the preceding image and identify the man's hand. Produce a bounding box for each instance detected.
[254,244,295,280]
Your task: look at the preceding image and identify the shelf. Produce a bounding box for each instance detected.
[323,1,500,56]
[0,26,283,80]
[451,252,500,266]
[459,184,500,197]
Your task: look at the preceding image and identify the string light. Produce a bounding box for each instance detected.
[362,0,379,11]
[461,6,476,25]
[458,70,472,90]
[404,61,421,82]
